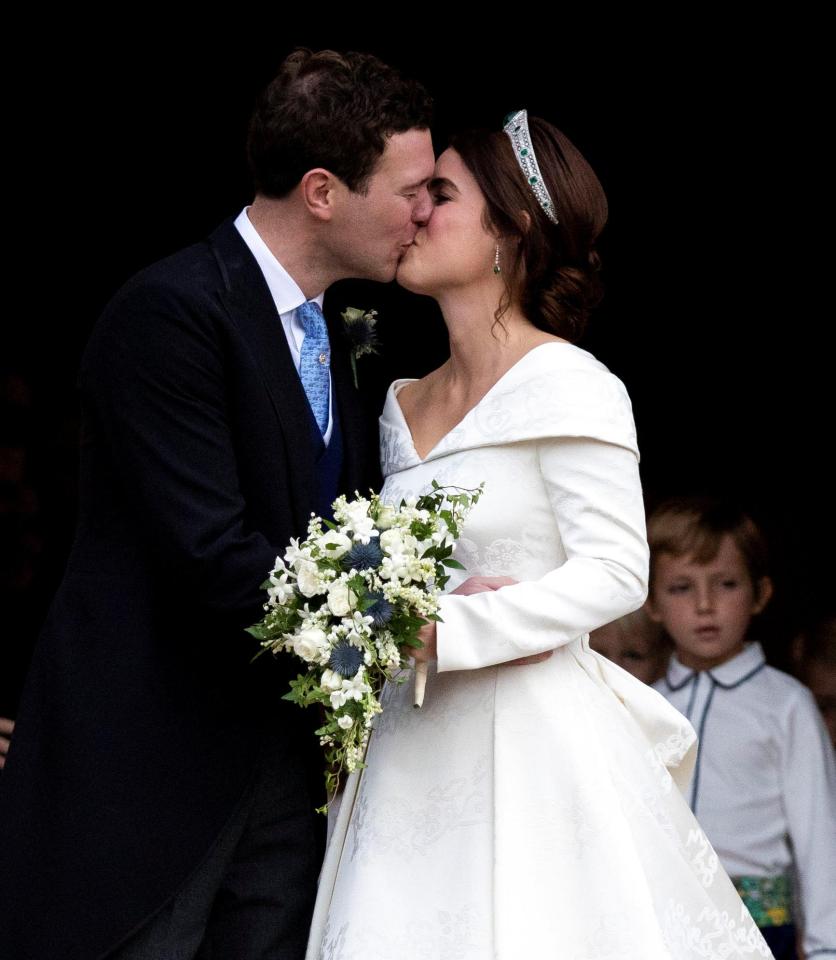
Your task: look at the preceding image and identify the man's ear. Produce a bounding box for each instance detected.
[300,169,338,221]
[752,576,774,615]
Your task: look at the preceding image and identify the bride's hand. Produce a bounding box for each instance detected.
[410,577,553,666]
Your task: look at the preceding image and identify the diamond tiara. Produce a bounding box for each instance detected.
[502,109,559,225]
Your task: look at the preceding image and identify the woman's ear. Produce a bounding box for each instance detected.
[519,210,531,234]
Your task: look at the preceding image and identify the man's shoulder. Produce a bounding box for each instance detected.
[116,237,220,305]
[80,221,250,373]
[107,217,250,308]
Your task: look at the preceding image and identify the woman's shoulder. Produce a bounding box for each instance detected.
[500,340,634,413]
[519,338,622,379]
[474,341,640,454]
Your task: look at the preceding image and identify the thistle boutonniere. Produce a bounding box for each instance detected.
[341,307,380,389]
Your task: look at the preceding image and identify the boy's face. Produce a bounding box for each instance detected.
[646,534,772,671]
[590,621,667,685]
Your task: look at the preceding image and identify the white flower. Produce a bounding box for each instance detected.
[379,528,405,555]
[379,549,422,583]
[350,517,378,545]
[284,537,313,569]
[266,571,294,606]
[337,715,354,730]
[375,503,397,530]
[380,528,421,558]
[431,521,450,544]
[343,671,372,701]
[327,580,356,617]
[349,610,374,634]
[329,669,372,708]
[320,668,343,692]
[343,498,371,528]
[316,529,352,559]
[293,627,326,662]
[296,560,325,597]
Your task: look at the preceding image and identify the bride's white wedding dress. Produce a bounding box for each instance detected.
[306,342,772,959]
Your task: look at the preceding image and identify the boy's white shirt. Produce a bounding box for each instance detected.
[654,640,836,955]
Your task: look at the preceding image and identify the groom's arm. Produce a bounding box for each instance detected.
[80,276,277,629]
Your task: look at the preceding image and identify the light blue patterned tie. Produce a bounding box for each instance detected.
[297,300,331,436]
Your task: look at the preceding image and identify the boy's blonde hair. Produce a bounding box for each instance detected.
[647,497,770,593]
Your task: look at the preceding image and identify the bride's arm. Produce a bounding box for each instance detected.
[435,434,649,672]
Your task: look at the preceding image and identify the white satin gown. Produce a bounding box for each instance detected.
[306,342,773,959]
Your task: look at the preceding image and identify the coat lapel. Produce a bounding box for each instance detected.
[207,218,319,524]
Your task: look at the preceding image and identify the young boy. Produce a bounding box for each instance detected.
[646,497,836,960]
[590,608,670,685]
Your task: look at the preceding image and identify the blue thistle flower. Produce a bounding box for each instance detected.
[341,540,384,572]
[329,641,364,678]
[366,591,394,628]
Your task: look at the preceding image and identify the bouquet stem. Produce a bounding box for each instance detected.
[413,661,428,708]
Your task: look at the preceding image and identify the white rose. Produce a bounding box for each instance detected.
[320,668,343,692]
[375,504,397,530]
[316,529,352,559]
[379,529,405,555]
[327,580,356,617]
[337,715,354,730]
[296,560,324,597]
[293,628,326,662]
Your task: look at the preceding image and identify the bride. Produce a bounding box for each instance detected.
[307,111,772,959]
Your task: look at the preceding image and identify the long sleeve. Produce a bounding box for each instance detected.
[780,687,836,957]
[436,432,649,672]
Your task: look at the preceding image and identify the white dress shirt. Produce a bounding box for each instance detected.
[654,641,836,955]
[233,207,333,443]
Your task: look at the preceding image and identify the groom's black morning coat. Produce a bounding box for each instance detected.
[0,218,380,959]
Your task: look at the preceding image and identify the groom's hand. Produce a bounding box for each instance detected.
[0,716,14,769]
[412,577,553,665]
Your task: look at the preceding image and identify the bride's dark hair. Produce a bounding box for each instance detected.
[450,117,607,341]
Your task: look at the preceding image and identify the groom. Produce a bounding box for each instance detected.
[0,49,435,960]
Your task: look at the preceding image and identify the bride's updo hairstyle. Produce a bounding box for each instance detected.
[450,116,607,341]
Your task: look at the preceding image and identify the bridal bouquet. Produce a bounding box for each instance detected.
[247,482,483,810]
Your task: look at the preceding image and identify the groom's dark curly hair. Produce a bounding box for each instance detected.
[247,49,433,198]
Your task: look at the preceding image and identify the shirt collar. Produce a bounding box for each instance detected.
[664,641,767,691]
[233,206,324,316]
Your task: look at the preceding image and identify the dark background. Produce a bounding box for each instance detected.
[2,21,830,714]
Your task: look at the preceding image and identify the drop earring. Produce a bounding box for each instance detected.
[493,244,501,275]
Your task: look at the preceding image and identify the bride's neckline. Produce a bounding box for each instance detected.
[390,340,584,463]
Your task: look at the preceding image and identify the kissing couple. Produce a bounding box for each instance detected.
[0,48,773,960]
